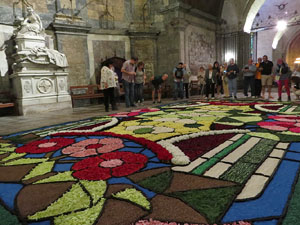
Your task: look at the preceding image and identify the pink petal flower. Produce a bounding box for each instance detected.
[72,139,99,147]
[100,159,123,168]
[100,138,123,145]
[70,148,98,157]
[260,125,288,131]
[38,142,57,148]
[97,143,124,153]
[62,146,84,154]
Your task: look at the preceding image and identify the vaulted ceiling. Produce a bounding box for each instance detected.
[252,0,300,30]
[182,0,225,18]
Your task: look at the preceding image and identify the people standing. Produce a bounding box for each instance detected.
[100,60,117,112]
[255,58,262,98]
[205,64,217,99]
[227,58,239,99]
[151,74,168,103]
[276,58,291,101]
[214,61,222,98]
[197,66,206,97]
[134,62,146,106]
[243,58,256,98]
[260,55,274,100]
[173,62,185,100]
[121,56,138,108]
[222,63,230,98]
[183,64,191,99]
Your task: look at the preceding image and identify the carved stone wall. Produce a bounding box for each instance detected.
[185,25,216,74]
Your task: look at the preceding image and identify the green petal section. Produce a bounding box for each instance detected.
[133,128,153,134]
[249,132,280,141]
[54,198,105,225]
[34,171,76,184]
[282,171,300,224]
[1,153,26,162]
[0,204,21,225]
[0,147,16,153]
[215,122,244,126]
[169,186,240,224]
[28,183,90,220]
[80,180,107,205]
[23,161,55,181]
[4,158,47,166]
[0,143,12,147]
[137,171,173,193]
[112,188,151,210]
[231,116,262,123]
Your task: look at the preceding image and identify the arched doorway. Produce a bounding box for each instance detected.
[286,34,300,69]
[97,57,126,85]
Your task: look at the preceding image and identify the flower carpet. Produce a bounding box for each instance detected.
[1,101,300,225]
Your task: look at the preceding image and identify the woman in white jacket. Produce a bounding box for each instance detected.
[100,60,118,112]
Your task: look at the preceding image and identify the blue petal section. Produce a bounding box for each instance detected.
[53,163,73,172]
[29,221,51,225]
[289,143,300,153]
[222,160,299,222]
[285,152,300,162]
[108,177,156,198]
[24,153,46,158]
[0,183,23,210]
[118,148,143,153]
[253,220,278,225]
[142,163,171,171]
[88,136,107,139]
[52,150,62,158]
[59,156,79,161]
[141,149,156,158]
[75,137,87,142]
[149,157,160,163]
[124,142,143,148]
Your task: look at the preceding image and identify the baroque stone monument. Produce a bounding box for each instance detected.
[10,6,72,115]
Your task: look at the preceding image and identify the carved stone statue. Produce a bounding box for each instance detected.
[16,7,44,36]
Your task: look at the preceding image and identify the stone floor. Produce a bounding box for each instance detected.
[0,90,299,136]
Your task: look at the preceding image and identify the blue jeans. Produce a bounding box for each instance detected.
[135,83,144,103]
[173,81,183,99]
[228,78,237,97]
[123,80,135,107]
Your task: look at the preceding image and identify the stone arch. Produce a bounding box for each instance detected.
[285,30,300,67]
[243,0,266,33]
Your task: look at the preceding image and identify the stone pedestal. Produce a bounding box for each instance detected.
[10,70,71,115]
[10,35,72,115]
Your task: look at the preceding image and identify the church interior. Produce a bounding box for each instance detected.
[0,0,300,225]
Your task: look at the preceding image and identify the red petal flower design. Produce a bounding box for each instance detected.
[16,138,74,154]
[72,151,148,181]
[258,115,300,133]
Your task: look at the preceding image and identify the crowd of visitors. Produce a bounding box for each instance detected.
[99,55,300,111]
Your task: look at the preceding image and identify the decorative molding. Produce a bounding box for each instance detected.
[37,78,53,94]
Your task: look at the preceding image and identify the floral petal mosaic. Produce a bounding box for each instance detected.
[1,100,300,225]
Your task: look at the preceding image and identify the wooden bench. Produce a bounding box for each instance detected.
[70,85,104,107]
[0,91,14,110]
[0,103,14,109]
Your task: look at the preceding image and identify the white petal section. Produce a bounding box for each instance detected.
[204,162,231,178]
[152,127,174,134]
[236,175,269,200]
[172,158,207,172]
[155,118,178,122]
[276,142,289,150]
[256,158,281,176]
[269,149,285,158]
[230,134,244,141]
[177,119,197,124]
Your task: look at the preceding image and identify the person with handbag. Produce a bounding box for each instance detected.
[276,58,291,101]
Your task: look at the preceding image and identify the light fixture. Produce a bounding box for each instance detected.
[276,20,287,31]
[295,58,300,64]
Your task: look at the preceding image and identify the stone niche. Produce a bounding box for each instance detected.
[10,8,72,115]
